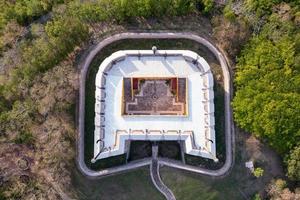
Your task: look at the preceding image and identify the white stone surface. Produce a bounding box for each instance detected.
[93,50,216,161]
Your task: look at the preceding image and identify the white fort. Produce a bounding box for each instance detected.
[92,49,217,163]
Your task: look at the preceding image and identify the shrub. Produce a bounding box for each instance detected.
[244,0,280,17]
[223,5,236,21]
[285,145,300,181]
[14,131,35,145]
[197,0,214,14]
[253,193,262,200]
[253,167,264,178]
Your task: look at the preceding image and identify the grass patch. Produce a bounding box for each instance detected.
[158,141,182,160]
[128,141,152,161]
[14,131,35,146]
[160,166,243,200]
[71,166,164,200]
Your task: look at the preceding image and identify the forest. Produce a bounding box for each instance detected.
[232,0,300,181]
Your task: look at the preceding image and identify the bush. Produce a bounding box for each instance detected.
[2,16,89,100]
[253,193,262,200]
[244,0,280,17]
[267,179,299,199]
[223,5,236,21]
[253,167,264,178]
[285,145,300,181]
[14,131,35,145]
[0,98,36,138]
[196,0,214,14]
[0,0,62,26]
[67,0,196,23]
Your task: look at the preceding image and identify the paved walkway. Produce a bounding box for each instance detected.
[77,32,234,179]
[150,145,176,200]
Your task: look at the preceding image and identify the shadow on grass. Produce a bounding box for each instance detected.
[158,141,182,160]
[128,141,152,161]
[71,165,165,200]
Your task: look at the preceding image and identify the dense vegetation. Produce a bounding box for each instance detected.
[232,1,300,182]
[0,0,214,138]
[233,15,300,154]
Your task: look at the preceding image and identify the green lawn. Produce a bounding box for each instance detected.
[160,167,243,200]
[71,166,164,200]
[159,132,284,200]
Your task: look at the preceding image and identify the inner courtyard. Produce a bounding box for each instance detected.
[122,77,187,116]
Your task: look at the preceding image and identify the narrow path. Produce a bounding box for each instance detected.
[150,145,176,200]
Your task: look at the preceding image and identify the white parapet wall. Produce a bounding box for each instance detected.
[93,50,217,162]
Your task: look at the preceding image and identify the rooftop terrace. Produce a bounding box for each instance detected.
[93,50,216,162]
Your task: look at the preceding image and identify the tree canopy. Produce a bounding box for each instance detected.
[285,145,300,181]
[233,12,300,155]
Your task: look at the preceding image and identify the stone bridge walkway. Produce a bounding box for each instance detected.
[150,144,176,200]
